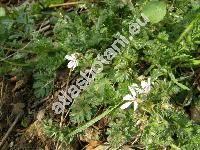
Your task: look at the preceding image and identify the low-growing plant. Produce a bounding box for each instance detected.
[0,0,200,149]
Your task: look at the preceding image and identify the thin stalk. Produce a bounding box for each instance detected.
[56,68,72,150]
[49,2,84,8]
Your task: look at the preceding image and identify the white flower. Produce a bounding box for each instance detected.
[120,78,151,111]
[129,83,143,94]
[140,78,151,94]
[64,54,78,70]
[120,85,138,111]
[129,78,151,94]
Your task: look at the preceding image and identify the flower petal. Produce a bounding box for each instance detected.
[133,101,138,111]
[65,55,74,61]
[145,87,151,94]
[128,86,137,98]
[141,78,151,94]
[141,81,147,89]
[147,78,151,84]
[129,83,143,94]
[130,83,138,88]
[72,61,78,70]
[71,54,76,60]
[68,61,75,69]
[142,78,151,87]
[120,102,132,109]
[123,94,134,101]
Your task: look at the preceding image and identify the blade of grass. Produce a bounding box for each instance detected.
[67,101,123,138]
[176,14,200,43]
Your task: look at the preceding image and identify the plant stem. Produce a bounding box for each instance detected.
[49,2,84,8]
[56,68,72,150]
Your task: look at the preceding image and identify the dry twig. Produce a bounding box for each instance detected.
[0,112,23,148]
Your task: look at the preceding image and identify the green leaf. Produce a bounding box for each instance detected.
[0,7,5,17]
[169,73,190,91]
[33,72,55,98]
[142,1,167,23]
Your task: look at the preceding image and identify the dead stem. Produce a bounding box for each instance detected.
[0,112,23,148]
[0,77,4,102]
[56,69,72,150]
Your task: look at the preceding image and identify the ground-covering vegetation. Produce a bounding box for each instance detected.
[0,0,200,149]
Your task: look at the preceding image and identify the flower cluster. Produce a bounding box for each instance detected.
[120,78,151,111]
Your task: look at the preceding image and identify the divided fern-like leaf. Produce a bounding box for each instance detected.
[33,71,55,98]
